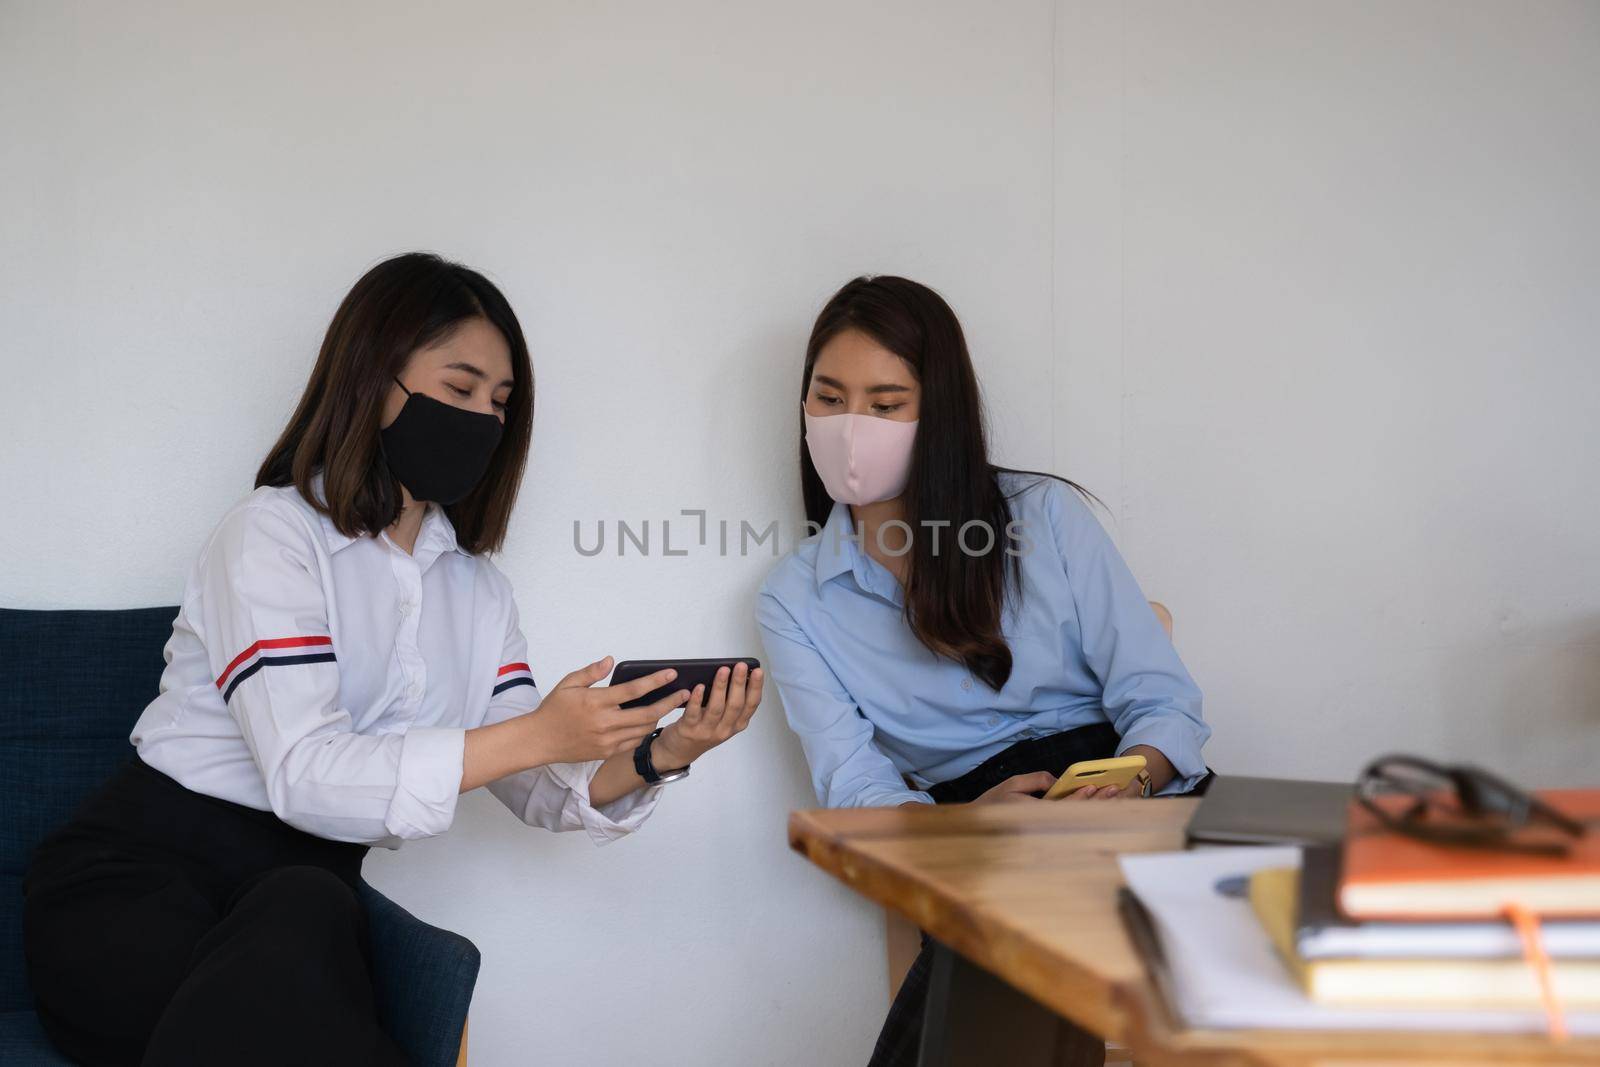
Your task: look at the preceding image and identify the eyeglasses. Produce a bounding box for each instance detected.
[1356,754,1588,856]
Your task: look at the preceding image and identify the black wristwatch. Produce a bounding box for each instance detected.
[633,728,691,785]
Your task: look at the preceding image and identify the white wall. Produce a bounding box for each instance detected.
[1,2,1053,1064]
[1055,0,1600,787]
[3,1,1597,1063]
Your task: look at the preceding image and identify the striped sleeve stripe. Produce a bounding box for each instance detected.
[493,661,535,696]
[216,636,336,702]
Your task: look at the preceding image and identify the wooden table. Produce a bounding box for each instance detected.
[789,799,1600,1067]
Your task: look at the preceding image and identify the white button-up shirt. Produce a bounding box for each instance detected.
[132,477,661,848]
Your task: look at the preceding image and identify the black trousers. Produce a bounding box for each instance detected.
[22,755,406,1067]
[866,723,1122,1067]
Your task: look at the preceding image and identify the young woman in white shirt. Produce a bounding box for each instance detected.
[22,252,763,1066]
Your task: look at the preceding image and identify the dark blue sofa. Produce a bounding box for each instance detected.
[0,607,480,1065]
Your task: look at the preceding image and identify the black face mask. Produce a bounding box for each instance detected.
[380,378,504,505]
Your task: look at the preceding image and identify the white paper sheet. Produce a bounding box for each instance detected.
[1117,847,1600,1035]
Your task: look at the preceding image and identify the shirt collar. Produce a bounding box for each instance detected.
[813,502,903,606]
[813,502,856,589]
[415,502,473,563]
[317,512,359,554]
[307,473,359,554]
[309,472,471,559]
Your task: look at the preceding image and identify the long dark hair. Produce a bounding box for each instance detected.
[256,252,534,555]
[798,275,1096,691]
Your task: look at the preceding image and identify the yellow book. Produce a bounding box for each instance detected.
[1248,866,1600,1009]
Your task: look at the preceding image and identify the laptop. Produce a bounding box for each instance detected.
[1183,774,1353,847]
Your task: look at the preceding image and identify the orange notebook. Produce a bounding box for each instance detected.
[1339,790,1600,921]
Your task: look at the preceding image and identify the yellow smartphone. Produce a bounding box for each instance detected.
[1042,754,1147,800]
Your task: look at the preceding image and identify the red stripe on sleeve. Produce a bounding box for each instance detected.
[497,662,531,677]
[216,635,334,688]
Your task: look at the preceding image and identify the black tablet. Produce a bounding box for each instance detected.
[610,657,762,710]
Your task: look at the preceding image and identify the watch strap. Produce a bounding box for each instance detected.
[633,727,690,785]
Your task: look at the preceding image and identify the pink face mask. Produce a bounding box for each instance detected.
[803,407,919,505]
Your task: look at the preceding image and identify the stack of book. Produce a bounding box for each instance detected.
[1249,788,1600,1021]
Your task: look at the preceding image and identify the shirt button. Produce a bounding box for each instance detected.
[399,601,414,616]
[960,678,972,691]
[408,682,422,699]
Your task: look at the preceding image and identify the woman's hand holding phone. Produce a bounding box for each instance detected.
[526,656,689,765]
[652,661,764,768]
[971,772,1058,804]
[966,773,1138,803]
[1058,780,1138,800]
[1056,745,1173,799]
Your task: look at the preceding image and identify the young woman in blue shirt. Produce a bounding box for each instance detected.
[756,275,1211,1067]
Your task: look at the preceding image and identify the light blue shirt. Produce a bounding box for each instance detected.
[756,473,1210,809]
